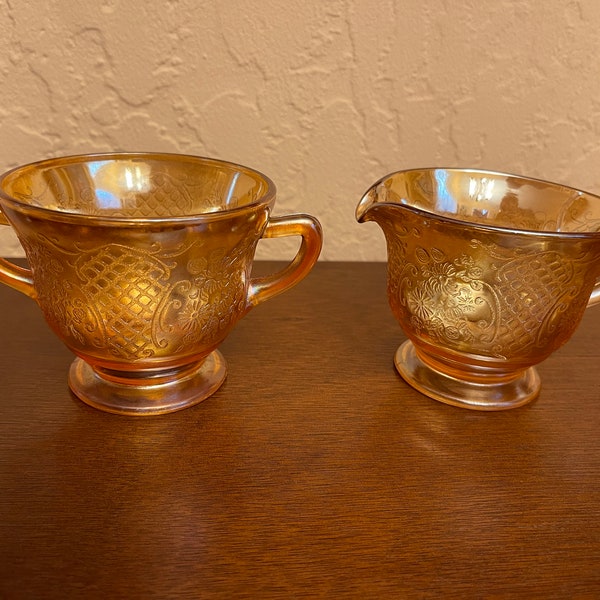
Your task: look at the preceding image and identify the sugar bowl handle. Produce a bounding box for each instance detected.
[0,210,35,299]
[247,214,322,308]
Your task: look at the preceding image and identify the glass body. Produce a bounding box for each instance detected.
[0,153,322,415]
[357,168,600,410]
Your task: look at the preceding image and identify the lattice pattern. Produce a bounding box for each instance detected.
[496,252,572,350]
[78,245,170,358]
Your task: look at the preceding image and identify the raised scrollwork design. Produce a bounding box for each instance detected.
[391,245,500,353]
[386,220,596,359]
[22,228,258,361]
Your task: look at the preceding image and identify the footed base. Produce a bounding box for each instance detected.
[69,351,227,416]
[394,341,540,411]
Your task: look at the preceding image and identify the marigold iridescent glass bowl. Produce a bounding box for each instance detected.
[0,152,322,415]
[357,168,600,410]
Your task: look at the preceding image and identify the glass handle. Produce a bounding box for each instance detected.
[0,210,35,299]
[588,279,600,307]
[247,214,322,308]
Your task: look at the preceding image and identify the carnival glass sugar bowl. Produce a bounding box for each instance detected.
[357,167,600,410]
[0,152,322,415]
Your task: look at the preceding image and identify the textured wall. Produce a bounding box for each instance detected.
[1,0,600,260]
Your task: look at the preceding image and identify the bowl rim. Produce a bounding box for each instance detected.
[0,151,277,225]
[358,166,600,239]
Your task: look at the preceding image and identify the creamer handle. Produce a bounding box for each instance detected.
[247,214,322,308]
[0,210,35,298]
[588,279,600,307]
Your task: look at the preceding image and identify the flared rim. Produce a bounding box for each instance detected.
[0,151,277,224]
[358,166,600,239]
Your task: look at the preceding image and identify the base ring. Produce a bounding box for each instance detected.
[69,351,227,416]
[394,341,540,411]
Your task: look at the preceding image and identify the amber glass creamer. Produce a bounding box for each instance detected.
[357,168,600,410]
[0,153,322,415]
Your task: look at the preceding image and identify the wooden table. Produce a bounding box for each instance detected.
[1,262,599,598]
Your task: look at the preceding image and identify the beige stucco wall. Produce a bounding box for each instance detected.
[1,0,600,260]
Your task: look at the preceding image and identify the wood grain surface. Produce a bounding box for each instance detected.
[1,261,599,598]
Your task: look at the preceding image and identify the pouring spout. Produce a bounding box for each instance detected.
[356,180,396,224]
[356,184,381,223]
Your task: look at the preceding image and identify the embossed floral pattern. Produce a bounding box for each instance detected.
[397,247,497,349]
[382,211,598,359]
[21,229,258,362]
